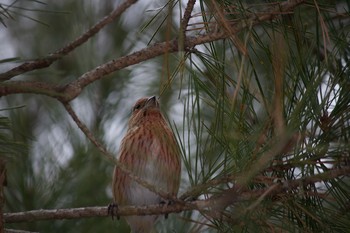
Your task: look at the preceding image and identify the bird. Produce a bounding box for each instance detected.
[112,96,181,233]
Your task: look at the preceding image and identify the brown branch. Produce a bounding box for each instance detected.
[212,166,350,213]
[5,229,39,233]
[0,0,306,101]
[0,0,138,81]
[181,165,350,203]
[178,0,196,53]
[209,0,248,55]
[61,38,182,102]
[0,32,227,100]
[4,166,349,223]
[0,81,63,99]
[4,203,195,224]
[181,0,197,33]
[0,159,6,233]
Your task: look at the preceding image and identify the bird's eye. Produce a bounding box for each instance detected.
[133,104,141,111]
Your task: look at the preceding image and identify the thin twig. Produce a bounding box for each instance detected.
[312,0,330,64]
[0,159,6,233]
[209,0,248,55]
[0,0,139,81]
[181,0,196,33]
[5,229,39,233]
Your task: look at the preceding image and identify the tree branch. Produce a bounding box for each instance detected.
[0,159,6,233]
[4,166,349,223]
[0,0,139,81]
[181,0,196,34]
[5,229,39,233]
[3,203,196,224]
[0,0,306,101]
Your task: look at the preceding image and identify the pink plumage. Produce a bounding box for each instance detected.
[112,96,181,233]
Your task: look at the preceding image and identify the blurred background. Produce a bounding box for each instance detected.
[0,0,349,232]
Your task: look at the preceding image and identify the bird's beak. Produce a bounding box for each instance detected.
[146,96,159,108]
[148,96,156,102]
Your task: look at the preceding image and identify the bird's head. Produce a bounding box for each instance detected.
[128,96,163,127]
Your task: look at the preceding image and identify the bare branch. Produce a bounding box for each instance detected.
[4,203,196,224]
[0,0,306,101]
[0,159,6,233]
[4,166,349,223]
[5,229,39,233]
[0,0,139,81]
[0,34,219,100]
[0,81,62,98]
[181,0,197,33]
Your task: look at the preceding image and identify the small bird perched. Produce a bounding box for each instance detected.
[112,96,181,233]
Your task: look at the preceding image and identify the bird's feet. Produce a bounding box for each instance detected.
[160,199,173,219]
[107,202,120,220]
